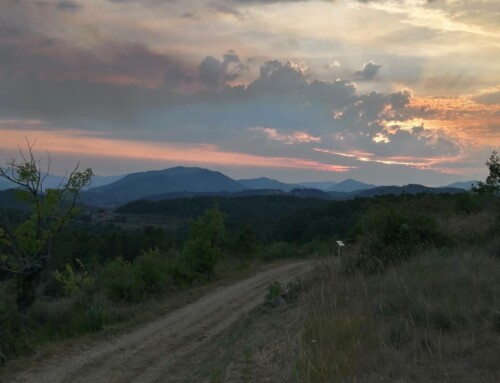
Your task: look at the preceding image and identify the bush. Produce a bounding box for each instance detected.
[49,259,95,306]
[453,193,481,215]
[101,249,175,302]
[133,248,173,294]
[259,241,298,260]
[101,257,144,302]
[344,207,446,274]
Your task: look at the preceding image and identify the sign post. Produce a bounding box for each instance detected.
[336,240,345,257]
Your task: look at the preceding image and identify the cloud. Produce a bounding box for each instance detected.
[0,53,478,180]
[181,11,197,19]
[247,60,307,94]
[56,1,81,12]
[354,61,382,80]
[199,51,247,89]
[0,37,186,87]
[250,127,321,144]
[474,90,500,105]
[327,60,340,69]
[209,3,244,19]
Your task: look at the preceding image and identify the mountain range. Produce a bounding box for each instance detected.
[0,166,476,207]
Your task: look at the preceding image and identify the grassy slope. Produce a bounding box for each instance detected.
[296,249,500,382]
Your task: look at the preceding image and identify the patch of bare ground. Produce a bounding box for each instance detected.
[169,297,306,383]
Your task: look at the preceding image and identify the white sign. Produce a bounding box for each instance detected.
[336,240,345,247]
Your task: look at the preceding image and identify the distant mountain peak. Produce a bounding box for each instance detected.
[238,177,296,191]
[327,179,376,193]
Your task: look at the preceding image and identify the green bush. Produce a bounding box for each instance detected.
[101,257,145,302]
[344,207,446,274]
[265,281,284,301]
[259,241,298,260]
[134,248,173,294]
[101,249,175,302]
[48,259,96,306]
[180,207,226,279]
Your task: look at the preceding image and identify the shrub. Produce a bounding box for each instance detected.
[50,259,95,306]
[133,248,173,294]
[453,193,481,215]
[259,241,298,260]
[101,257,144,302]
[345,207,446,274]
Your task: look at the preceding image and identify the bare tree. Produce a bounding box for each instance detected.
[0,140,92,311]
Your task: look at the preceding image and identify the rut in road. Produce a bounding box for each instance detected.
[10,261,314,383]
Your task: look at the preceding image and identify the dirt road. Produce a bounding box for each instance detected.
[10,261,313,383]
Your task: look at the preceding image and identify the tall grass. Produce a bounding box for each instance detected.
[295,250,500,382]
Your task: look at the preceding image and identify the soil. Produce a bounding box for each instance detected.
[9,261,314,383]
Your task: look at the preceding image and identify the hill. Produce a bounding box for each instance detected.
[445,181,477,190]
[86,167,245,205]
[297,181,338,190]
[327,178,376,193]
[238,177,297,191]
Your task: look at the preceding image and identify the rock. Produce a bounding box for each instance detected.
[269,296,287,309]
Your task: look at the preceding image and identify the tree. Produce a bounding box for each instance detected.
[181,206,226,278]
[472,150,500,195]
[0,140,92,310]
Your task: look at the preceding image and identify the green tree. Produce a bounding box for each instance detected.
[472,150,500,195]
[181,207,226,278]
[0,141,92,310]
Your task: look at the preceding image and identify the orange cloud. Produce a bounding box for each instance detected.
[407,96,500,148]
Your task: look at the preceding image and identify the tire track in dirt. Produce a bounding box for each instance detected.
[10,261,314,383]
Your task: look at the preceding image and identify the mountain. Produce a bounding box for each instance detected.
[0,178,12,190]
[238,177,297,191]
[0,189,27,209]
[88,174,124,188]
[0,173,123,191]
[297,181,338,190]
[0,174,66,190]
[85,166,245,205]
[445,181,477,190]
[327,179,376,193]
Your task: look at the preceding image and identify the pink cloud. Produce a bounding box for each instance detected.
[0,129,351,173]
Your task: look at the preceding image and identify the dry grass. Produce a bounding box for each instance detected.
[295,250,500,382]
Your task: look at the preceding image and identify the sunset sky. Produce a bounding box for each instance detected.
[0,0,499,185]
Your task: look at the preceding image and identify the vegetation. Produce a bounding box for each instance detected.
[0,142,92,311]
[296,248,500,382]
[473,150,500,195]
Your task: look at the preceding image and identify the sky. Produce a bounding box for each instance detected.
[0,0,499,185]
